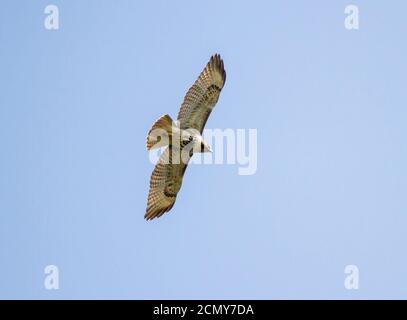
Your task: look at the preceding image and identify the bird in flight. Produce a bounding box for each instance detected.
[145,54,226,220]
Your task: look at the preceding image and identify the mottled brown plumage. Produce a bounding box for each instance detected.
[177,54,226,133]
[145,54,226,220]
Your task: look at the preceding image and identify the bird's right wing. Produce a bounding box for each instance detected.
[177,54,226,133]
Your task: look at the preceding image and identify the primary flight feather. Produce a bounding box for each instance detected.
[145,54,226,220]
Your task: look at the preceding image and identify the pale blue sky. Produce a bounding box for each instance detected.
[0,0,406,299]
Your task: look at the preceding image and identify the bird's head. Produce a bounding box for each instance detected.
[194,135,212,153]
[200,140,212,153]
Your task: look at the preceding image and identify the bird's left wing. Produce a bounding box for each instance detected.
[145,147,188,220]
[177,54,226,133]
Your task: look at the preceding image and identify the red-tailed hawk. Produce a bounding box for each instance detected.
[145,54,226,220]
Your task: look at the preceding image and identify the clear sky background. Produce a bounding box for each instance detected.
[0,1,406,299]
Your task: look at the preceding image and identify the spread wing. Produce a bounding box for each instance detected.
[177,54,226,133]
[145,147,188,220]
